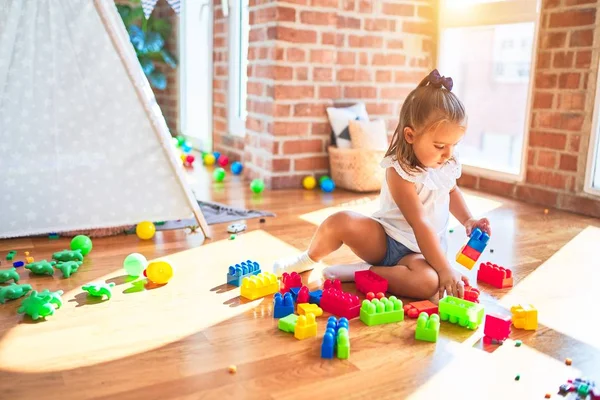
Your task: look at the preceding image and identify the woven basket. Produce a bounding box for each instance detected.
[328,145,385,192]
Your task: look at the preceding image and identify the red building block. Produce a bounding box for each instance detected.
[297,286,310,304]
[320,287,361,319]
[355,270,388,295]
[464,286,481,303]
[403,300,438,319]
[483,313,511,344]
[280,272,302,294]
[477,262,514,288]
[324,279,342,291]
[461,245,481,262]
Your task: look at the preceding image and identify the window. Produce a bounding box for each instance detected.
[585,73,600,194]
[438,0,540,178]
[228,0,249,137]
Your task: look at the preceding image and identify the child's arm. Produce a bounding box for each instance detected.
[386,169,466,298]
[449,186,491,236]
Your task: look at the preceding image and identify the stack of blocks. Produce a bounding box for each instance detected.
[511,304,538,330]
[456,228,490,270]
[240,272,278,300]
[415,312,440,342]
[438,296,485,330]
[321,316,350,359]
[279,272,302,294]
[359,296,404,326]
[227,260,261,286]
[404,300,438,319]
[477,262,513,288]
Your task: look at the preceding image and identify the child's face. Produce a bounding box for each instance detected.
[406,122,465,169]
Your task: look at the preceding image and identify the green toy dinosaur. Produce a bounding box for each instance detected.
[38,289,64,309]
[52,249,84,262]
[0,283,32,304]
[56,260,83,278]
[0,267,19,283]
[82,282,116,300]
[17,291,56,320]
[24,260,56,276]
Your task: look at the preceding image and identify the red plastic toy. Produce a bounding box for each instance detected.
[366,292,385,301]
[464,286,481,303]
[403,300,438,319]
[483,313,511,344]
[280,272,302,294]
[320,287,361,319]
[477,262,513,288]
[296,286,310,304]
[355,270,388,295]
[323,279,342,291]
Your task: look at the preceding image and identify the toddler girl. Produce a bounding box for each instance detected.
[273,69,491,301]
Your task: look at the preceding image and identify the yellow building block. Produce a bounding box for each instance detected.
[240,272,278,300]
[294,313,317,340]
[297,303,323,317]
[511,304,538,330]
[456,249,476,270]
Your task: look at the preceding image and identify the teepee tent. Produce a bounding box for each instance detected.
[0,0,210,239]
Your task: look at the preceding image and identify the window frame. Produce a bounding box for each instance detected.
[227,0,249,138]
[437,0,541,182]
[584,65,600,196]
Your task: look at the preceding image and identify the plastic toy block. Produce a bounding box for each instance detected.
[298,303,323,317]
[466,228,490,253]
[321,329,336,359]
[0,267,19,284]
[323,279,342,291]
[13,261,24,268]
[460,245,481,261]
[52,249,84,262]
[320,287,361,319]
[403,300,438,319]
[24,260,56,276]
[226,260,261,286]
[6,251,16,261]
[366,292,385,301]
[0,283,32,304]
[321,316,350,359]
[483,313,511,344]
[359,296,404,326]
[455,251,477,270]
[294,313,317,340]
[24,252,34,264]
[240,272,278,300]
[327,315,349,333]
[56,261,83,278]
[296,286,310,304]
[309,289,322,305]
[280,272,302,294]
[511,304,537,330]
[477,262,513,289]
[354,269,388,294]
[278,314,298,333]
[289,286,300,300]
[415,312,440,342]
[438,296,484,330]
[48,233,59,239]
[273,292,295,318]
[337,327,350,359]
[464,286,481,303]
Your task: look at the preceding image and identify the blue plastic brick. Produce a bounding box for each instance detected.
[321,316,350,359]
[273,292,295,318]
[309,289,323,305]
[289,286,301,301]
[13,261,24,268]
[466,228,490,253]
[226,260,261,286]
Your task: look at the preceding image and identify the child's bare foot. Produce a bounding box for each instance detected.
[322,262,371,282]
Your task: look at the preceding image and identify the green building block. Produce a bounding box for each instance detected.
[52,249,84,262]
[6,250,16,261]
[337,327,350,359]
[25,260,56,276]
[415,312,440,342]
[0,267,19,283]
[359,296,404,326]
[278,313,298,333]
[0,283,32,304]
[56,260,83,278]
[438,295,484,330]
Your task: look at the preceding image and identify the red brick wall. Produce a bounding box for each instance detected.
[458,0,600,217]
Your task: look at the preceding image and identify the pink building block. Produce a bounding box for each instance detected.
[297,286,310,304]
[323,279,342,291]
[477,262,514,288]
[320,287,361,319]
[483,313,511,344]
[280,272,302,294]
[355,270,388,295]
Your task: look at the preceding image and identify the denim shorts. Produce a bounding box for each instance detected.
[378,234,415,266]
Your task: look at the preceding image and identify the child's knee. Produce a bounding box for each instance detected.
[421,268,440,297]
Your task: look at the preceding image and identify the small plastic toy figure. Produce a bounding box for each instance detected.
[0,283,32,304]
[0,267,19,283]
[56,260,83,278]
[82,282,116,300]
[25,260,56,276]
[17,291,57,320]
[52,249,84,262]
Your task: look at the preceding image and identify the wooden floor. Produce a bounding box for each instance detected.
[1,162,600,400]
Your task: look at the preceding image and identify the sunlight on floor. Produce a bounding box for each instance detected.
[498,226,600,351]
[0,230,311,373]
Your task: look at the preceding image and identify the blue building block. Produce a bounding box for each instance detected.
[226,260,261,286]
[466,228,490,253]
[273,292,295,318]
[309,289,322,305]
[321,316,350,359]
[289,286,301,301]
[13,261,24,268]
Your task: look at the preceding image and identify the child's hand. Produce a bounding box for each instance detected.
[464,217,491,237]
[438,268,470,299]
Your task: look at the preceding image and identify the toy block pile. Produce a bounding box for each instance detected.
[321,316,350,359]
[227,259,261,287]
[456,228,490,269]
[359,296,404,326]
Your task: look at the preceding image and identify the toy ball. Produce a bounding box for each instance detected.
[231,161,243,175]
[250,179,265,194]
[123,253,148,276]
[176,135,186,147]
[217,155,229,167]
[319,175,330,185]
[136,221,156,240]
[182,142,192,153]
[213,167,226,182]
[145,260,174,284]
[70,235,92,256]
[302,176,316,190]
[203,153,216,166]
[185,154,195,165]
[320,178,335,193]
[213,151,221,160]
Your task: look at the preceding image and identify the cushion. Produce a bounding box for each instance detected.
[348,119,388,151]
[326,103,369,149]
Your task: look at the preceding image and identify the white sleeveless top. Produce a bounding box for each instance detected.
[371,155,462,254]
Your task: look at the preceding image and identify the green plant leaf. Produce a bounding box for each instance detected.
[148,71,167,90]
[148,18,172,37]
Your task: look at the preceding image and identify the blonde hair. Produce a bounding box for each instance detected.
[385,70,467,173]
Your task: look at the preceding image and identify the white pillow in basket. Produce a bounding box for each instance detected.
[326,103,369,149]
[348,119,388,151]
